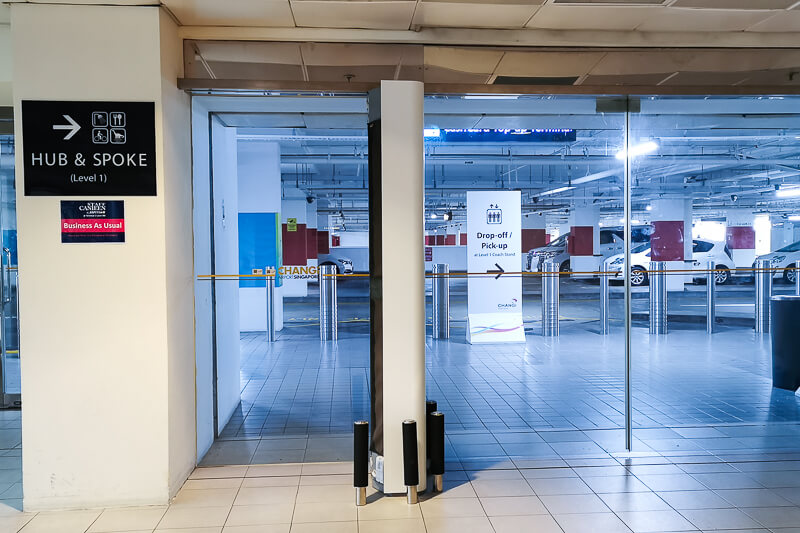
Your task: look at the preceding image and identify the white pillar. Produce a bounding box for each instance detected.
[650,199,692,290]
[368,81,426,494]
[307,198,318,267]
[569,204,600,277]
[238,141,284,332]
[12,4,194,509]
[725,209,757,269]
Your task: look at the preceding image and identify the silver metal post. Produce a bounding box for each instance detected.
[432,263,450,339]
[649,261,667,335]
[265,267,276,342]
[407,486,418,505]
[623,105,632,452]
[600,261,610,335]
[706,261,716,334]
[795,260,800,297]
[355,487,366,506]
[434,474,443,492]
[542,260,559,336]
[319,264,338,341]
[755,258,772,333]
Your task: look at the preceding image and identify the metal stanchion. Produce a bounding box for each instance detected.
[542,260,559,336]
[755,258,772,333]
[402,420,419,504]
[353,420,369,506]
[265,267,276,342]
[795,260,800,297]
[649,261,667,334]
[707,261,716,334]
[429,412,445,492]
[319,264,338,341]
[600,261,610,335]
[432,264,450,339]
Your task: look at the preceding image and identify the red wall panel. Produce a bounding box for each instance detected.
[331,235,340,247]
[435,235,445,245]
[567,226,594,256]
[306,228,317,260]
[460,233,467,246]
[282,223,307,265]
[317,230,330,255]
[726,226,755,250]
[650,220,685,261]
[522,228,547,252]
[425,235,435,245]
[444,234,456,245]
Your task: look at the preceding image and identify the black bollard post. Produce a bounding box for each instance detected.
[402,419,419,504]
[429,412,445,491]
[353,420,369,506]
[425,400,437,472]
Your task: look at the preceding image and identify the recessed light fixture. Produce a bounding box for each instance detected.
[776,186,800,198]
[616,141,659,160]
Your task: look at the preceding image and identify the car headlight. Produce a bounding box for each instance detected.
[772,256,786,265]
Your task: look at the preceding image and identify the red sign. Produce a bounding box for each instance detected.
[61,200,125,243]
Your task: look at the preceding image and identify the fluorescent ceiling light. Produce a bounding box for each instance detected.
[537,186,575,197]
[430,214,438,219]
[776,186,800,198]
[424,128,441,138]
[615,141,659,160]
[463,95,519,100]
[789,215,800,221]
[646,205,653,211]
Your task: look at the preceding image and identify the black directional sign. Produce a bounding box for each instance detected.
[22,101,156,196]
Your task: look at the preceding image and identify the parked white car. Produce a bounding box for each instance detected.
[755,240,800,283]
[318,254,354,274]
[606,239,734,286]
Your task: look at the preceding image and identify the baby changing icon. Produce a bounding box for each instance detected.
[486,206,502,224]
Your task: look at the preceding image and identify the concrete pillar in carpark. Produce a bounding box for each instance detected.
[316,213,331,256]
[11,3,195,509]
[282,192,309,297]
[771,217,793,253]
[725,209,756,270]
[458,223,467,246]
[568,204,600,277]
[522,212,548,253]
[445,224,457,245]
[650,199,692,290]
[306,198,318,267]
[367,81,426,495]
[238,141,284,333]
[424,231,435,246]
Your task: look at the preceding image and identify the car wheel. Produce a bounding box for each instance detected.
[714,266,730,285]
[630,266,648,287]
[559,260,571,273]
[784,267,797,284]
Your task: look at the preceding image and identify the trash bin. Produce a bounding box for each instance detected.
[770,295,800,391]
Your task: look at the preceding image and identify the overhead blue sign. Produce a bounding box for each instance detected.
[424,128,576,143]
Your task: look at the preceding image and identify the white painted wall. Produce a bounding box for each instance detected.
[0,24,11,107]
[424,246,467,272]
[338,231,369,247]
[12,4,195,510]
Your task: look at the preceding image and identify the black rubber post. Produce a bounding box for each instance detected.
[426,400,437,470]
[402,419,419,487]
[430,412,445,476]
[353,420,369,488]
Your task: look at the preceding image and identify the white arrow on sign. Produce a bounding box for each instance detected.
[52,115,81,140]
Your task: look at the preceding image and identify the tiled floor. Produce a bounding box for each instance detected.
[11,456,800,532]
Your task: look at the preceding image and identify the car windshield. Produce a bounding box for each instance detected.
[547,234,568,247]
[632,242,650,253]
[777,240,800,253]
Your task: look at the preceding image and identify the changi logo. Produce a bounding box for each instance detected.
[279,265,319,280]
[498,298,518,309]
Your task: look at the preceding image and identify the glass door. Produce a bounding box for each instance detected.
[0,134,20,408]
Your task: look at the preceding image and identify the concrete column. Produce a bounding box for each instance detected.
[569,204,600,276]
[238,141,284,332]
[11,3,194,509]
[651,199,692,290]
[445,224,457,246]
[367,81,426,494]
[282,193,309,297]
[522,212,547,254]
[307,198,318,267]
[725,209,756,271]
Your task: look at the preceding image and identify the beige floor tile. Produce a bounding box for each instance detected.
[19,510,101,533]
[242,476,300,488]
[292,502,356,523]
[420,497,486,518]
[234,486,298,506]
[298,474,350,486]
[490,514,563,533]
[224,504,294,526]
[425,479,477,499]
[554,512,633,533]
[358,518,426,533]
[289,522,357,533]
[0,514,33,532]
[356,497,422,520]
[157,506,230,529]
[222,525,289,533]
[467,469,524,481]
[479,495,548,516]
[155,528,222,533]
[88,506,167,532]
[300,463,353,476]
[183,478,243,490]
[471,479,534,498]
[171,488,238,508]
[296,484,351,503]
[247,465,303,478]
[423,516,494,533]
[190,466,248,480]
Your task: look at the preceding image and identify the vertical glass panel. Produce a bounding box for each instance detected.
[0,135,19,404]
[423,94,629,464]
[628,96,800,452]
